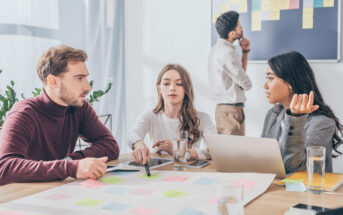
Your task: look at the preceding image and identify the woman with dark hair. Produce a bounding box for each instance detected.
[262,51,342,173]
[127,63,216,164]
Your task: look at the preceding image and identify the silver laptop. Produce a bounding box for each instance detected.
[205,134,286,178]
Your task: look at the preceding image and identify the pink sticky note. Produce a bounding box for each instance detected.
[235,179,257,189]
[80,179,105,188]
[130,207,159,215]
[163,176,188,182]
[290,0,300,9]
[0,211,25,215]
[208,196,217,203]
[45,193,72,200]
[130,188,154,195]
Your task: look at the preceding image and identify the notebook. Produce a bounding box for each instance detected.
[280,171,343,191]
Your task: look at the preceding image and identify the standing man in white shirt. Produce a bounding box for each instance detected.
[208,11,252,136]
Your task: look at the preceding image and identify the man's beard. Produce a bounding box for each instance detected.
[59,83,87,107]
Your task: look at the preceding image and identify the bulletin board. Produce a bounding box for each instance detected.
[211,0,341,61]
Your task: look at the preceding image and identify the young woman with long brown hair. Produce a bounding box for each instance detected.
[127,63,216,164]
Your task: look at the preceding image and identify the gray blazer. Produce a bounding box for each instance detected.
[261,105,335,173]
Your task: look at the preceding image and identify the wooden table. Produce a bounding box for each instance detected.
[1,154,342,215]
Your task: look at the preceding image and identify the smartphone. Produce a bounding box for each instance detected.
[186,160,210,168]
[292,203,331,213]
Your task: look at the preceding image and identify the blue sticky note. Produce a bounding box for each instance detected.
[252,0,261,11]
[286,182,306,192]
[102,202,130,211]
[177,207,205,215]
[111,171,136,176]
[314,0,323,8]
[193,177,216,185]
[106,186,131,195]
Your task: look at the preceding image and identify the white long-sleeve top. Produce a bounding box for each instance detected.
[127,110,217,159]
[208,38,252,104]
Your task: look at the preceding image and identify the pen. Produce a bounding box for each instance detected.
[144,163,151,176]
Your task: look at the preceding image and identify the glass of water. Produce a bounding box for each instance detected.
[173,130,188,171]
[306,146,326,194]
[216,180,244,215]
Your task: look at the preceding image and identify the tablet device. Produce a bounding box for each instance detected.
[186,160,210,168]
[121,157,173,169]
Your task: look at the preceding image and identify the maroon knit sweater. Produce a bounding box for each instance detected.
[0,89,119,185]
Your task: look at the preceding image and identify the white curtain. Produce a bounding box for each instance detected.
[0,0,126,151]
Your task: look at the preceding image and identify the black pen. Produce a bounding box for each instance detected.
[144,163,151,176]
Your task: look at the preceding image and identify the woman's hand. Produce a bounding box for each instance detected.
[132,141,151,164]
[289,91,319,115]
[152,139,173,155]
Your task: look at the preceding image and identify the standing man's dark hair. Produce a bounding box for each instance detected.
[208,11,252,136]
[215,11,239,39]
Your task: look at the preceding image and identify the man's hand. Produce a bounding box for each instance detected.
[152,139,173,155]
[132,141,151,164]
[76,157,108,179]
[239,33,250,53]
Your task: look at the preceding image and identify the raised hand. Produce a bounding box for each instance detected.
[289,91,319,115]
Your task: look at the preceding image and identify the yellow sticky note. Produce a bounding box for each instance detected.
[303,8,314,29]
[212,13,220,24]
[270,0,280,20]
[221,3,230,13]
[261,0,271,11]
[323,0,334,7]
[252,11,262,31]
[238,0,248,13]
[280,0,290,10]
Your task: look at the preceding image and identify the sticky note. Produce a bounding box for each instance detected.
[290,0,300,9]
[324,0,334,7]
[221,3,230,13]
[212,13,220,24]
[208,196,217,203]
[106,186,131,194]
[270,0,280,20]
[141,174,160,179]
[100,176,125,184]
[261,0,271,11]
[111,170,136,176]
[177,207,205,215]
[252,11,262,31]
[261,11,271,20]
[162,189,188,198]
[286,182,307,192]
[45,193,72,200]
[280,0,290,10]
[304,0,314,8]
[238,0,248,13]
[230,2,239,12]
[130,207,159,215]
[102,202,130,211]
[130,188,154,195]
[163,176,188,182]
[80,179,105,188]
[193,177,216,185]
[303,8,314,29]
[252,0,261,11]
[281,179,304,183]
[235,179,257,189]
[0,211,25,215]
[314,0,323,8]
[76,198,104,206]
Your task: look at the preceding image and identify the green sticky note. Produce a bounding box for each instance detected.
[141,174,161,179]
[76,198,104,206]
[281,179,303,184]
[100,176,125,184]
[162,189,188,198]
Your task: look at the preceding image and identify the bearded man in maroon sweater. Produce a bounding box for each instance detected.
[0,45,120,185]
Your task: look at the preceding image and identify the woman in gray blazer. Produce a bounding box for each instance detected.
[261,51,342,173]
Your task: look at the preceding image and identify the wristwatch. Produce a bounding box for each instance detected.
[185,150,191,160]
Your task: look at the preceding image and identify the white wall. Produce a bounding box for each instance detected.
[125,0,343,172]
